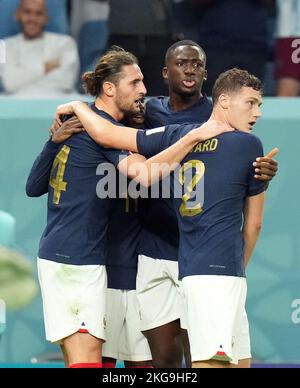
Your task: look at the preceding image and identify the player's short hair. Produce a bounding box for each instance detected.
[165,40,205,65]
[82,46,138,97]
[212,68,263,106]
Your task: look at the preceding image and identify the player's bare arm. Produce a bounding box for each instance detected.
[55,101,234,151]
[242,192,265,268]
[117,126,209,187]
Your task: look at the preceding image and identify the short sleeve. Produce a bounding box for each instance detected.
[136,124,192,158]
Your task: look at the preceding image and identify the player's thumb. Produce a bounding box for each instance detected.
[265,147,279,159]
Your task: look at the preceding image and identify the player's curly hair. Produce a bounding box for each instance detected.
[82,46,138,97]
[212,68,263,106]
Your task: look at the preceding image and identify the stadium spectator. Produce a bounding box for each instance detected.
[275,0,300,96]
[0,0,79,96]
[0,0,68,39]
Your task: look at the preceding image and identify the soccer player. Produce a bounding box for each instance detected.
[101,103,153,368]
[136,40,212,368]
[137,40,278,368]
[49,102,152,369]
[26,47,231,368]
[54,68,277,368]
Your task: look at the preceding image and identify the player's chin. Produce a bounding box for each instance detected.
[180,86,198,95]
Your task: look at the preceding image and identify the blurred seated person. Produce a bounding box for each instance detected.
[0,0,69,39]
[0,0,79,96]
[275,0,300,96]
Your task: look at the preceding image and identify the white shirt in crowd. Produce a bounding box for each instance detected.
[0,32,79,96]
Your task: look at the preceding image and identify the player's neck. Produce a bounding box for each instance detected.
[169,90,202,112]
[94,97,124,122]
[210,109,232,128]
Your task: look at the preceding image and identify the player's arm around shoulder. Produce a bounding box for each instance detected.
[117,121,234,187]
[56,101,139,152]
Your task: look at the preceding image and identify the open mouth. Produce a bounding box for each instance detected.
[248,121,256,130]
[182,79,196,88]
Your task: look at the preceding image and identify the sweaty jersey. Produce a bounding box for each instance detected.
[26,108,127,266]
[137,125,265,278]
[137,95,213,261]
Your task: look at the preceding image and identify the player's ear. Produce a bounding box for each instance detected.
[103,81,115,97]
[203,70,208,81]
[219,94,230,109]
[162,67,168,81]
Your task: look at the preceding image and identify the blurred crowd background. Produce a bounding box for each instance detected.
[0,0,299,98]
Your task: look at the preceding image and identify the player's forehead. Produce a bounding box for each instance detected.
[172,45,206,62]
[236,87,262,102]
[120,64,144,81]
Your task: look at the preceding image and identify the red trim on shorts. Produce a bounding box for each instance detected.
[69,363,102,368]
[103,361,116,368]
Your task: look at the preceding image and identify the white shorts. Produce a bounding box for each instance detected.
[182,275,250,365]
[102,289,152,362]
[137,255,184,331]
[37,258,107,343]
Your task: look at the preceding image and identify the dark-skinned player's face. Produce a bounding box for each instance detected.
[163,45,207,97]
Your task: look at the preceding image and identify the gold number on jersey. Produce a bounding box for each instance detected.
[178,160,205,217]
[49,145,70,205]
[124,192,138,213]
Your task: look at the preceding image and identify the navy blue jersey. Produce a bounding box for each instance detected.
[144,95,212,128]
[137,126,265,278]
[137,95,212,261]
[105,174,141,290]
[27,108,127,266]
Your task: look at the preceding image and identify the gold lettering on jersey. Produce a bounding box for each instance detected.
[179,160,205,217]
[193,138,218,153]
[50,145,70,205]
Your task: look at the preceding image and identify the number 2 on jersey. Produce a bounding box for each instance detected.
[178,160,205,217]
[50,145,70,205]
